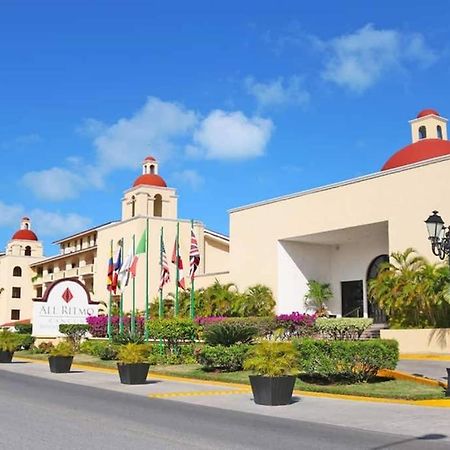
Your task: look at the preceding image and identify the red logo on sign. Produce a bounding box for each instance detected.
[62,288,74,303]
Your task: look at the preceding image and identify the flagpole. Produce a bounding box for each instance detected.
[108,239,113,340]
[144,218,150,340]
[159,227,164,319]
[131,234,136,335]
[175,222,180,317]
[119,238,124,334]
[190,220,195,320]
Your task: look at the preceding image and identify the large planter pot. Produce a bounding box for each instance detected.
[249,375,296,406]
[0,351,14,363]
[48,356,74,373]
[117,363,150,385]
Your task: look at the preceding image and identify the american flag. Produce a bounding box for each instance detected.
[159,239,170,289]
[189,228,200,280]
[171,238,186,290]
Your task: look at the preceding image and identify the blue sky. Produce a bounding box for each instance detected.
[1,0,450,254]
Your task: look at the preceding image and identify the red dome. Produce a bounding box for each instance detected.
[133,173,167,188]
[144,155,156,162]
[417,109,440,118]
[12,229,38,241]
[382,139,450,171]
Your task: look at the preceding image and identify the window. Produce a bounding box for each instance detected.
[13,266,22,277]
[150,164,155,174]
[12,287,21,298]
[153,194,162,217]
[437,125,443,139]
[10,310,20,320]
[131,195,136,218]
[419,125,427,139]
[36,287,43,298]
[25,246,32,256]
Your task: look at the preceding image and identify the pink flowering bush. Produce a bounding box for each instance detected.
[86,315,145,338]
[275,312,317,338]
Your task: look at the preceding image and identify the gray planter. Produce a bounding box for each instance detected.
[0,351,14,363]
[249,375,296,406]
[117,363,150,385]
[48,356,74,373]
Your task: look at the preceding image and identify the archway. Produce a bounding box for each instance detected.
[366,254,388,323]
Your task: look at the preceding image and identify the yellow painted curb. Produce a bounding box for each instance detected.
[400,354,450,362]
[14,357,450,408]
[148,389,249,399]
[379,368,447,389]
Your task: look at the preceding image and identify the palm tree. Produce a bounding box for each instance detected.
[369,248,450,328]
[304,280,333,316]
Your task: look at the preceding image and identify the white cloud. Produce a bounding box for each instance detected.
[0,201,23,227]
[193,110,273,160]
[0,200,91,238]
[23,97,274,201]
[245,76,309,108]
[93,96,198,171]
[321,24,437,92]
[22,167,87,201]
[30,210,92,236]
[171,169,204,190]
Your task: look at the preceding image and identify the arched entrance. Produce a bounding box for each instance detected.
[366,255,388,324]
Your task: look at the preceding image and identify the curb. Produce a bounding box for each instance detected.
[378,368,447,389]
[15,356,450,408]
[400,354,450,362]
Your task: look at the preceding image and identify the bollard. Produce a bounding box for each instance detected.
[446,368,450,398]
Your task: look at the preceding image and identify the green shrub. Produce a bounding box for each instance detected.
[59,324,90,350]
[14,324,32,334]
[294,338,399,382]
[50,341,75,357]
[93,342,119,360]
[18,334,35,350]
[196,344,250,371]
[34,341,54,354]
[147,318,198,352]
[0,330,23,352]
[111,330,145,345]
[244,341,299,377]
[146,343,197,365]
[117,343,148,364]
[203,320,257,346]
[315,318,373,340]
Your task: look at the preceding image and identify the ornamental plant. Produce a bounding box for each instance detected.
[86,315,146,338]
[0,330,22,352]
[304,280,333,317]
[203,320,257,346]
[117,343,148,364]
[275,312,317,339]
[244,341,299,377]
[196,344,250,372]
[315,318,373,340]
[59,324,89,350]
[50,341,75,357]
[146,318,198,353]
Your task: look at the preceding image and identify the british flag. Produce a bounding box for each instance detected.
[159,239,170,289]
[189,228,200,280]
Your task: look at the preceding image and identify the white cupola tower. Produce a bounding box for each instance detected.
[410,109,448,143]
[121,155,178,221]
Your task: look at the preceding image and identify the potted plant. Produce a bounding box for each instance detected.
[117,343,150,385]
[0,330,21,363]
[48,341,75,373]
[244,341,299,406]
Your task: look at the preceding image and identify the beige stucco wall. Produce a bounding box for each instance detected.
[381,328,450,354]
[0,248,44,325]
[229,156,450,313]
[203,235,229,274]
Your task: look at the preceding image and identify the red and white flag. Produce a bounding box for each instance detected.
[159,239,170,289]
[189,228,200,281]
[171,239,186,290]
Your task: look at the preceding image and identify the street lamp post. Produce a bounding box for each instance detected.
[424,211,450,266]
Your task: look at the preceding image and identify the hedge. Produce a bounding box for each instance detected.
[294,338,399,382]
[86,315,145,338]
[196,344,250,372]
[315,318,373,340]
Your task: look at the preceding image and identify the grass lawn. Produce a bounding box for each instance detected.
[16,351,447,400]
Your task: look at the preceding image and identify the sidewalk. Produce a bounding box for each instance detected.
[1,359,450,443]
[397,360,449,384]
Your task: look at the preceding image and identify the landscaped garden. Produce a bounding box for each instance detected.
[5,275,450,402]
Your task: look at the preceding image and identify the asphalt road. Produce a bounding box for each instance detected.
[0,369,448,450]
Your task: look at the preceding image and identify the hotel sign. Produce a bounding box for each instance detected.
[32,278,99,337]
